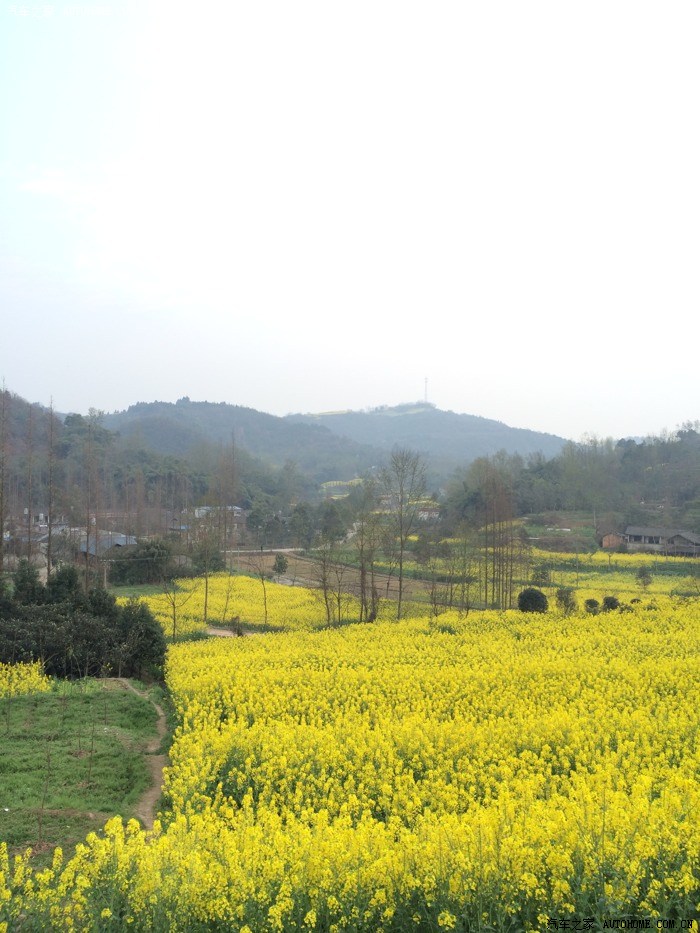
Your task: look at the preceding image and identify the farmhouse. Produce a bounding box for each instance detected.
[601,532,625,550]
[79,531,137,559]
[610,526,700,557]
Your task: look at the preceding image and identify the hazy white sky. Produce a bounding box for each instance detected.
[1,1,698,441]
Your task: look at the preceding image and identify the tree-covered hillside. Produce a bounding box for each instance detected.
[103,399,568,486]
[103,398,379,483]
[287,402,566,475]
[1,388,698,587]
[442,427,700,538]
[0,391,318,573]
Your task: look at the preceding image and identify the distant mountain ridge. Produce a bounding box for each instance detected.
[286,403,566,473]
[102,398,378,483]
[102,398,566,483]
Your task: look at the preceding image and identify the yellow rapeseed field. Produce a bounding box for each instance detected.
[0,661,51,699]
[130,573,369,639]
[3,600,700,930]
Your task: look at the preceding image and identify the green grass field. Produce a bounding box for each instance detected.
[0,679,160,867]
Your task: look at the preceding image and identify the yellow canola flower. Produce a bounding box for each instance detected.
[123,572,388,638]
[0,661,51,698]
[4,604,700,928]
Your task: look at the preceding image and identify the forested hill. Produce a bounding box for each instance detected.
[286,403,567,474]
[103,399,567,483]
[0,392,567,520]
[102,398,379,483]
[2,390,698,533]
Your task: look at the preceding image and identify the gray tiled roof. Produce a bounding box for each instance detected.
[625,526,700,545]
[79,531,137,557]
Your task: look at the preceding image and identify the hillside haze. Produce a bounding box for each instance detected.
[102,398,378,483]
[103,399,566,482]
[287,403,567,475]
[2,388,698,540]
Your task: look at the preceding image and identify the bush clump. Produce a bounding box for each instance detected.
[555,586,577,614]
[0,561,165,680]
[517,587,548,613]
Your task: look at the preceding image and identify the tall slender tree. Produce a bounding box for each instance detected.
[24,404,35,563]
[463,456,528,610]
[381,447,427,620]
[350,475,382,622]
[46,399,56,576]
[0,386,7,576]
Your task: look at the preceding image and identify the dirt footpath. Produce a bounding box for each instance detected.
[109,679,168,830]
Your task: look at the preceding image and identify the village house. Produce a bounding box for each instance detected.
[78,531,138,564]
[603,526,700,557]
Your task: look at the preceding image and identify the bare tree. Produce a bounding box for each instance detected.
[161,575,200,640]
[46,398,56,576]
[25,403,34,562]
[248,547,270,626]
[351,476,382,622]
[83,418,95,592]
[418,540,451,619]
[312,537,353,626]
[381,447,427,619]
[465,456,529,610]
[0,385,7,575]
[312,538,334,624]
[216,569,239,632]
[330,559,353,625]
[449,525,478,616]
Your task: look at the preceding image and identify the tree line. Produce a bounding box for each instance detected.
[0,562,166,679]
[1,387,698,617]
[0,390,310,577]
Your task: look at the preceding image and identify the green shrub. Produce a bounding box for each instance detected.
[555,587,577,614]
[517,587,548,613]
[0,574,165,681]
[109,538,174,586]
